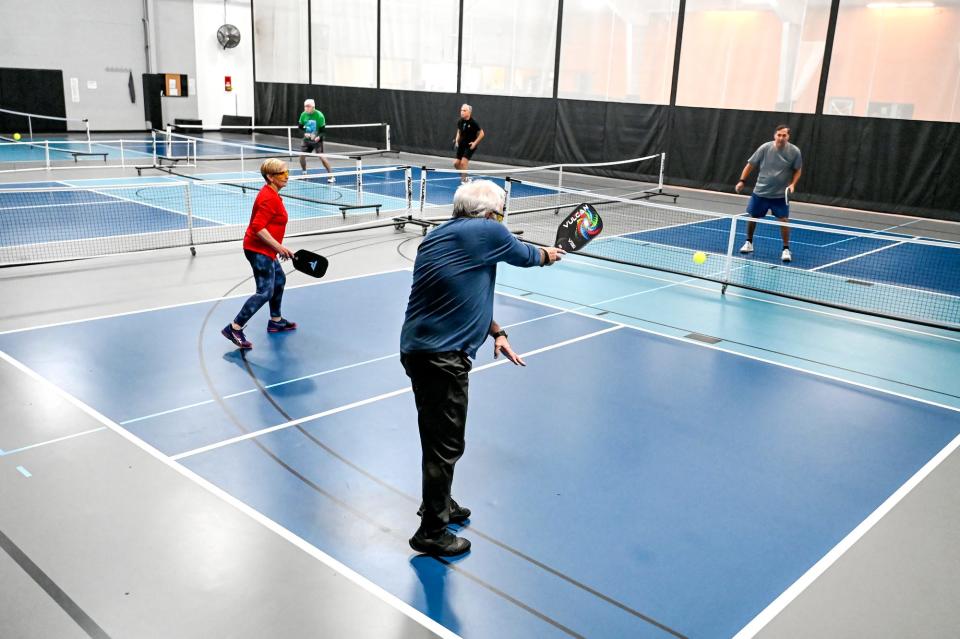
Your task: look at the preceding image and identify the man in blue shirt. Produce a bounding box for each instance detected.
[401,180,564,557]
[735,124,803,262]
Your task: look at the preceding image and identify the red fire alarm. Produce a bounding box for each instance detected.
[225,76,233,92]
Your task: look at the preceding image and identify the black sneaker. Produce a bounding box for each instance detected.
[267,318,297,333]
[409,531,471,557]
[417,499,471,525]
[221,324,252,349]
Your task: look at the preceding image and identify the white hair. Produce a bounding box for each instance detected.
[460,103,472,113]
[452,180,505,219]
[304,99,315,107]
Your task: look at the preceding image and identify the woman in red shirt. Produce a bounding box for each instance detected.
[222,158,297,349]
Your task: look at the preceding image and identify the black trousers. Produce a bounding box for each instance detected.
[401,351,472,538]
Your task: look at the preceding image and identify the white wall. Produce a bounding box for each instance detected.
[154,0,201,126]
[193,0,254,127]
[0,0,151,130]
[0,0,254,131]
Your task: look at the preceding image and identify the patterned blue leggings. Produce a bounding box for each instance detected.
[233,250,286,327]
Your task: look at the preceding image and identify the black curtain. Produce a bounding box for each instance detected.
[141,74,165,130]
[0,68,66,133]
[256,81,960,221]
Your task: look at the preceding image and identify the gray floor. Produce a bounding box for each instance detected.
[0,353,445,639]
[1,157,959,638]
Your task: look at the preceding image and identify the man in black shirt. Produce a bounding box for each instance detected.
[454,103,485,182]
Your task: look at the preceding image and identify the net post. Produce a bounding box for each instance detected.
[419,166,429,216]
[504,177,513,215]
[84,119,91,152]
[151,129,158,166]
[240,145,245,176]
[356,157,364,206]
[557,166,564,191]
[44,140,50,168]
[287,127,293,154]
[120,139,126,169]
[405,166,413,211]
[28,115,34,141]
[659,153,665,192]
[184,181,196,254]
[721,214,738,292]
[385,124,391,152]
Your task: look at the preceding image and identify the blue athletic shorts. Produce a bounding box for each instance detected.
[746,193,789,219]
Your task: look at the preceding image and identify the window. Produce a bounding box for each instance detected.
[381,0,459,92]
[825,0,960,122]
[676,0,831,112]
[558,0,680,104]
[310,0,377,88]
[253,0,309,83]
[461,0,558,97]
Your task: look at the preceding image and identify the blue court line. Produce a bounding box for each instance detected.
[0,427,107,458]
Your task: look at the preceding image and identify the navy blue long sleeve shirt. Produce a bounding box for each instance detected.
[401,217,541,358]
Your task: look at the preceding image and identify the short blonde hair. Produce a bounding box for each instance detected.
[260,158,288,181]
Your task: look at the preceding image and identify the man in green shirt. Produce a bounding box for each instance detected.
[298,98,334,183]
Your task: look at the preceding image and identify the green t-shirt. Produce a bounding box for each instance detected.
[299,110,326,138]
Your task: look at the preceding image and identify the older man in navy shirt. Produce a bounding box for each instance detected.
[401,179,564,556]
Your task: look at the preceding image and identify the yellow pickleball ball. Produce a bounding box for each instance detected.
[13,133,21,141]
[693,251,707,264]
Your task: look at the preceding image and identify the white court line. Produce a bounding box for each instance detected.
[0,426,107,457]
[121,351,401,425]
[811,240,907,272]
[609,220,830,248]
[4,262,957,634]
[732,429,960,639]
[497,281,960,638]
[121,303,563,425]
[548,256,960,343]
[122,307,591,426]
[0,266,414,336]
[674,183,960,225]
[494,288,960,414]
[818,218,920,246]
[171,325,622,461]
[0,200,133,212]
[59,180,225,227]
[0,350,462,639]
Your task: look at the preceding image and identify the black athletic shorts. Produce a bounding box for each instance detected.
[300,137,325,153]
[455,143,476,160]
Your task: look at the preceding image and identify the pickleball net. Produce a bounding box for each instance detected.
[503,178,960,331]
[0,166,413,264]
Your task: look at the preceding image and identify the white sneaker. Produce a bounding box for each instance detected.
[781,248,792,262]
[327,175,336,184]
[739,240,754,254]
